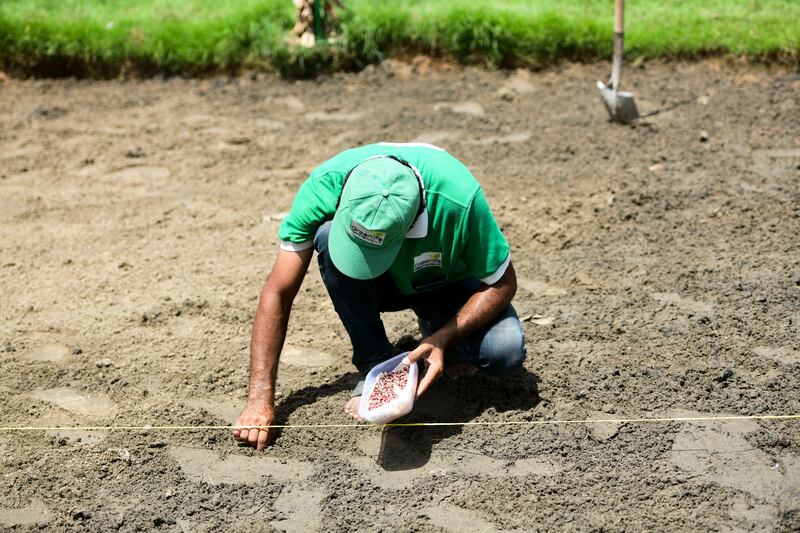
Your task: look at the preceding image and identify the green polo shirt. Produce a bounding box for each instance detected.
[278,143,510,294]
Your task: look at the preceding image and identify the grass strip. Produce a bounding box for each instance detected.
[1,0,798,77]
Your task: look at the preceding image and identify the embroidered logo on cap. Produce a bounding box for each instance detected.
[413,251,443,271]
[350,221,386,246]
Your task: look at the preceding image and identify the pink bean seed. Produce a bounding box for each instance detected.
[367,366,409,410]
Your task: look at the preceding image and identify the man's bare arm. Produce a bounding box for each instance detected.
[404,261,517,397]
[233,247,313,450]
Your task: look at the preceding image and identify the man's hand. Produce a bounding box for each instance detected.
[403,334,447,398]
[233,401,277,451]
[401,262,518,399]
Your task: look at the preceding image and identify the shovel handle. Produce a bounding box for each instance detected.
[610,0,625,91]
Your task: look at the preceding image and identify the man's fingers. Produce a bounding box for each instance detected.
[416,372,434,398]
[248,426,260,446]
[415,365,440,398]
[256,429,269,451]
[403,343,430,366]
[403,346,424,365]
[238,428,249,442]
[232,427,241,440]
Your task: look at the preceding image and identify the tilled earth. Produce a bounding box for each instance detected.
[1,59,799,531]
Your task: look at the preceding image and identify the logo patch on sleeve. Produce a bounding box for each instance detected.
[350,222,386,246]
[413,251,443,271]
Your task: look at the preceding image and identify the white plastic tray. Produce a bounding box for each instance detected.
[358,352,418,424]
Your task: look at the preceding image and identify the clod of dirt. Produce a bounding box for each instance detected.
[714,368,735,382]
[152,516,176,527]
[527,315,555,326]
[588,412,622,442]
[71,509,91,520]
[125,147,146,158]
[700,130,710,142]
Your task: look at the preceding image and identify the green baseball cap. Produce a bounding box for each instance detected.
[329,157,421,280]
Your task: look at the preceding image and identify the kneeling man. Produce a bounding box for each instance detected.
[234,143,526,450]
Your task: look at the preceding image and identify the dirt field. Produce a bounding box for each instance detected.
[1,59,799,531]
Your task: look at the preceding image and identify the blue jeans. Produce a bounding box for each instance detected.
[314,223,526,375]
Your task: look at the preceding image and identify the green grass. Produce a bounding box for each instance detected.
[0,0,293,75]
[1,0,798,77]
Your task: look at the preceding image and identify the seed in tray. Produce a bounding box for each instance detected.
[367,366,409,410]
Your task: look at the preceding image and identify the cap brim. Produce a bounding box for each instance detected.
[328,212,402,280]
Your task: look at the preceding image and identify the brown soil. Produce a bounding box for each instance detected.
[1,59,799,531]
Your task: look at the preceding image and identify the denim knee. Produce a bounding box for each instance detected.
[314,220,332,254]
[479,314,526,376]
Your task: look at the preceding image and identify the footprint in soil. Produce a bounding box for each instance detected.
[423,502,515,533]
[433,101,485,117]
[304,110,364,122]
[651,292,714,317]
[464,132,531,146]
[498,70,537,97]
[0,499,53,527]
[24,343,70,362]
[180,113,217,128]
[279,344,336,368]
[28,414,107,446]
[751,148,800,181]
[253,118,286,131]
[352,430,561,490]
[668,410,800,526]
[411,130,462,145]
[751,346,800,365]
[168,447,312,485]
[517,278,567,297]
[104,166,171,186]
[0,142,42,161]
[265,95,306,114]
[184,397,243,424]
[29,387,117,419]
[270,485,324,532]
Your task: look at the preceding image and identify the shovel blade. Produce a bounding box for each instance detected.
[596,81,640,124]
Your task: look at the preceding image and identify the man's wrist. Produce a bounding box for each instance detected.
[247,391,275,410]
[430,326,457,349]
